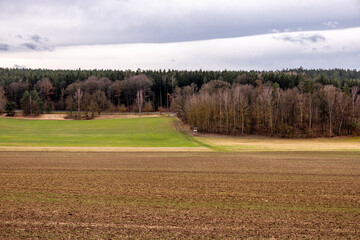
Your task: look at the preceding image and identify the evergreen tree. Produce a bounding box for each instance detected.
[5,101,16,116]
[21,90,44,116]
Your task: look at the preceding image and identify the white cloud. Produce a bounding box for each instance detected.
[323,21,339,28]
[0,27,359,70]
[274,33,326,44]
[13,64,27,69]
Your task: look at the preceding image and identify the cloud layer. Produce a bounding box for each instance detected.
[1,27,359,70]
[0,0,359,70]
[0,0,359,48]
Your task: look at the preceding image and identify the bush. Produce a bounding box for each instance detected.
[5,102,16,116]
[119,104,127,112]
[143,101,154,112]
[158,107,169,114]
[132,104,139,113]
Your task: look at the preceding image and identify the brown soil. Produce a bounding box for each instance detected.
[0,151,359,239]
[0,113,69,120]
[0,146,210,152]
[96,113,164,120]
[0,113,164,120]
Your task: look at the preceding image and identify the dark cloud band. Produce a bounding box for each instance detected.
[0,43,9,51]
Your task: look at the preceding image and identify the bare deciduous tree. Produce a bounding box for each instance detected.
[121,74,153,107]
[65,95,76,116]
[336,91,349,135]
[35,78,54,112]
[0,86,7,113]
[108,80,122,108]
[351,86,359,123]
[93,90,110,115]
[136,89,144,113]
[74,87,83,117]
[174,81,360,138]
[6,81,29,108]
[322,85,337,137]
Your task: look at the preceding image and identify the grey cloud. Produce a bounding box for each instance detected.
[23,43,37,50]
[1,27,359,70]
[0,43,9,51]
[30,34,41,42]
[0,0,359,47]
[323,21,339,28]
[16,34,47,43]
[275,34,326,44]
[43,46,54,51]
[22,42,53,51]
[30,34,47,43]
[308,35,326,43]
[5,33,52,51]
[13,64,27,69]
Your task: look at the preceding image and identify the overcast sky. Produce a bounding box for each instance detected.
[0,0,359,70]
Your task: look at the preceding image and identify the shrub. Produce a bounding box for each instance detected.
[5,102,16,116]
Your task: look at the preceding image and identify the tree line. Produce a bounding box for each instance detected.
[0,74,156,118]
[1,68,360,112]
[172,79,360,137]
[0,68,359,135]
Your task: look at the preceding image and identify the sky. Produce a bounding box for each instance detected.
[0,0,359,70]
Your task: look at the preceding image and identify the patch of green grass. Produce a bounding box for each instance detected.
[176,128,223,151]
[0,117,200,147]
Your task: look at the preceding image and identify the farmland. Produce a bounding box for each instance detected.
[0,117,199,148]
[0,116,359,238]
[196,134,360,152]
[0,151,359,239]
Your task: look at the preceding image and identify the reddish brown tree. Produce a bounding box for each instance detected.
[35,78,54,112]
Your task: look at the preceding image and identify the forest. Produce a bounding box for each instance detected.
[0,67,359,137]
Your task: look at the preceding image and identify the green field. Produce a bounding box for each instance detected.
[0,117,199,147]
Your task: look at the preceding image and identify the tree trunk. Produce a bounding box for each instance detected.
[166,89,169,110]
[309,95,312,135]
[338,117,343,136]
[29,95,32,114]
[329,111,332,137]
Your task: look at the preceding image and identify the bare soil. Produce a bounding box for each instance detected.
[0,113,70,120]
[0,146,210,152]
[0,151,359,239]
[96,113,163,120]
[0,113,164,120]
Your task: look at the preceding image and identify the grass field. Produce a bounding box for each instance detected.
[0,117,199,147]
[0,151,359,239]
[196,134,360,151]
[2,116,359,152]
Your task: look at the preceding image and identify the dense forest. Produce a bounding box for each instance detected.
[0,67,359,137]
[173,80,360,137]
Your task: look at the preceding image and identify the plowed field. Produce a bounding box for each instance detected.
[0,151,359,239]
